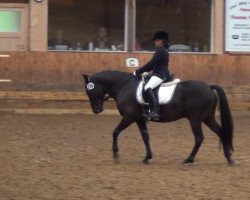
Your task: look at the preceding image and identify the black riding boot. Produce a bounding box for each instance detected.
[144,88,160,120]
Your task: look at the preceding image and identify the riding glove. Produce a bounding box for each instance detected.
[133,70,140,79]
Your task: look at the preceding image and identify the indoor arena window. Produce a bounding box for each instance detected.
[0,10,21,33]
[136,0,212,52]
[48,0,125,51]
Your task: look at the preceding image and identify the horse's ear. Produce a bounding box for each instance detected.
[83,74,89,83]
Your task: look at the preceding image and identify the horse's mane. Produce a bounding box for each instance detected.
[90,70,133,85]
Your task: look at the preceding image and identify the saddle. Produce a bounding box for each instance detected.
[136,73,180,105]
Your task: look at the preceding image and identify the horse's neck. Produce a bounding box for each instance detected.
[104,77,130,99]
[95,72,133,100]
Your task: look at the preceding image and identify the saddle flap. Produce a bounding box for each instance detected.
[136,79,180,105]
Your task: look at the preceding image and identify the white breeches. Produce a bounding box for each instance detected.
[144,76,164,91]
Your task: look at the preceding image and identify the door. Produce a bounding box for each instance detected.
[0,3,28,51]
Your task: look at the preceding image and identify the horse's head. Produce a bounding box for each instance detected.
[83,74,105,114]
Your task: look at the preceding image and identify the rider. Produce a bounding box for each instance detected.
[133,31,171,120]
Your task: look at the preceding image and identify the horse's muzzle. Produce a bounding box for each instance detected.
[92,107,103,114]
[92,102,103,114]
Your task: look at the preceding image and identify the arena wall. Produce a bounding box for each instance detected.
[0,52,249,87]
[0,52,249,110]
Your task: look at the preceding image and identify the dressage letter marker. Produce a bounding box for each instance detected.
[126,58,139,67]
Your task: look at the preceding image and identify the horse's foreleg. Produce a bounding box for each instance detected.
[183,119,204,165]
[136,120,152,164]
[112,117,134,161]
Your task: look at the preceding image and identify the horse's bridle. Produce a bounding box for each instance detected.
[104,94,111,102]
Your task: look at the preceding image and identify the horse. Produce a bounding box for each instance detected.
[83,70,234,166]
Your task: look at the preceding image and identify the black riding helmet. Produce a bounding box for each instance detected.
[151,31,170,48]
[151,31,169,41]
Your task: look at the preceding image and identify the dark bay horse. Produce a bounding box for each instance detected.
[83,70,234,165]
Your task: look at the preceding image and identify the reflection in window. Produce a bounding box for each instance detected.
[48,0,125,51]
[136,0,211,52]
[0,11,21,33]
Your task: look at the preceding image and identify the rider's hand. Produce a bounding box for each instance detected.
[133,70,141,80]
[133,70,140,79]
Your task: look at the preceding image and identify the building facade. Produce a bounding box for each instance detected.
[0,0,249,109]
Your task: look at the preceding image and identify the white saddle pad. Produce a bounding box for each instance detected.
[136,79,180,105]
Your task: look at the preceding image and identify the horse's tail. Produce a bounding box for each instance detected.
[210,85,234,152]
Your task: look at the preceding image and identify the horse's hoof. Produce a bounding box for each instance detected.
[182,159,194,165]
[147,154,153,160]
[183,162,193,166]
[113,158,120,164]
[113,153,120,164]
[143,159,150,165]
[113,152,119,160]
[228,159,235,166]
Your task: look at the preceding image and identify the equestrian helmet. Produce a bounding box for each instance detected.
[151,31,169,42]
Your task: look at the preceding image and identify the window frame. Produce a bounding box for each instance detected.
[46,0,223,54]
[128,0,223,54]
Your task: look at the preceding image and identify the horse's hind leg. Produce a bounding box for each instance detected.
[204,115,234,165]
[183,119,204,165]
[136,120,152,164]
[112,117,134,161]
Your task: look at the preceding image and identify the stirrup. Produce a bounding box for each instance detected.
[144,110,160,120]
[150,111,160,120]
